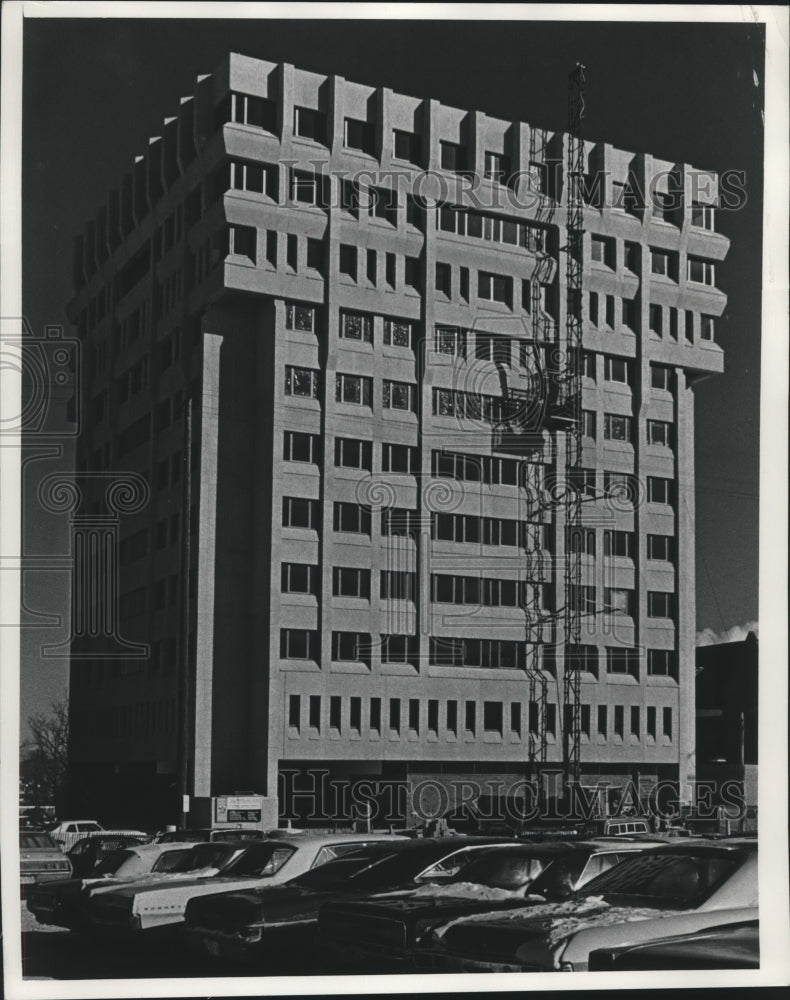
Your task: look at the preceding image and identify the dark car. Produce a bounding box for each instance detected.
[318,839,656,968]
[67,834,150,877]
[154,828,264,844]
[419,840,758,973]
[184,837,515,966]
[20,830,72,894]
[588,918,759,971]
[27,840,251,931]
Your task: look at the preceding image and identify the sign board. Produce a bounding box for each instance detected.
[215,795,264,825]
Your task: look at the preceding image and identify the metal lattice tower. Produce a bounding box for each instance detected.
[561,62,587,788]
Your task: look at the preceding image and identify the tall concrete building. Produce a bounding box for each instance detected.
[66,54,727,826]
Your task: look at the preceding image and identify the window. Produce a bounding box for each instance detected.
[306,238,323,272]
[381,634,415,664]
[460,267,469,301]
[281,563,318,595]
[344,117,374,154]
[614,705,625,738]
[384,318,411,348]
[647,476,673,505]
[369,187,397,225]
[582,410,596,440]
[570,585,596,614]
[605,294,616,328]
[288,695,300,729]
[389,698,401,733]
[545,704,557,737]
[333,502,371,535]
[686,311,695,342]
[605,588,636,618]
[622,299,637,331]
[228,92,277,132]
[623,241,639,272]
[381,507,420,537]
[291,170,320,206]
[691,202,715,230]
[349,697,362,734]
[465,701,476,734]
[653,191,676,222]
[382,443,418,474]
[381,571,416,601]
[385,254,397,289]
[366,249,376,285]
[700,315,716,342]
[280,629,318,660]
[404,256,421,291]
[446,700,458,736]
[285,304,316,336]
[582,351,596,379]
[597,704,608,736]
[383,380,416,412]
[650,248,676,278]
[393,129,421,164]
[650,364,672,391]
[478,271,512,306]
[606,647,639,677]
[282,497,319,529]
[649,303,662,336]
[483,701,503,735]
[370,698,381,734]
[649,649,678,678]
[340,310,372,343]
[440,141,465,172]
[284,430,319,463]
[648,592,674,618]
[687,256,715,286]
[434,325,466,356]
[294,106,326,143]
[429,636,524,670]
[227,224,257,262]
[332,631,370,664]
[408,699,420,733]
[339,244,357,280]
[589,292,599,326]
[529,160,548,194]
[435,262,451,296]
[603,414,633,443]
[428,699,439,735]
[284,366,319,398]
[335,437,372,470]
[406,198,423,230]
[663,706,673,738]
[329,696,342,731]
[669,308,678,340]
[484,151,510,184]
[630,706,640,737]
[604,356,631,385]
[648,420,672,447]
[265,231,277,267]
[647,706,657,739]
[567,645,599,674]
[335,373,372,406]
[591,236,614,267]
[333,567,370,600]
[647,534,674,561]
[581,704,591,737]
[285,233,298,271]
[604,530,634,559]
[567,527,596,555]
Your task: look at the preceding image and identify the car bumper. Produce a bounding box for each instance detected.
[415,951,544,974]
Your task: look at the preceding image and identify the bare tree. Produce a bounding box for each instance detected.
[23,696,70,814]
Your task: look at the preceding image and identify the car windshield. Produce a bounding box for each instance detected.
[20,833,58,849]
[148,848,194,872]
[289,848,404,889]
[93,849,137,875]
[575,851,743,908]
[340,843,479,888]
[158,831,208,843]
[221,843,295,877]
[211,830,262,842]
[446,850,556,891]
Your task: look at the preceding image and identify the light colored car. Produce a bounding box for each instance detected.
[87,832,407,939]
[20,830,72,893]
[49,821,149,852]
[419,839,758,973]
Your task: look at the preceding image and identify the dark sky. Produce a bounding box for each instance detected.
[21,16,764,724]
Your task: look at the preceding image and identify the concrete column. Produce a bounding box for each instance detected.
[675,368,696,802]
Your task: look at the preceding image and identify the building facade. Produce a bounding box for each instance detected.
[66,54,727,826]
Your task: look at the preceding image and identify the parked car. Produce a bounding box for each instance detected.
[153,828,264,844]
[20,830,72,894]
[318,838,664,968]
[87,832,408,941]
[184,836,517,965]
[48,821,148,852]
[418,839,758,973]
[588,914,759,970]
[27,840,251,931]
[67,834,150,877]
